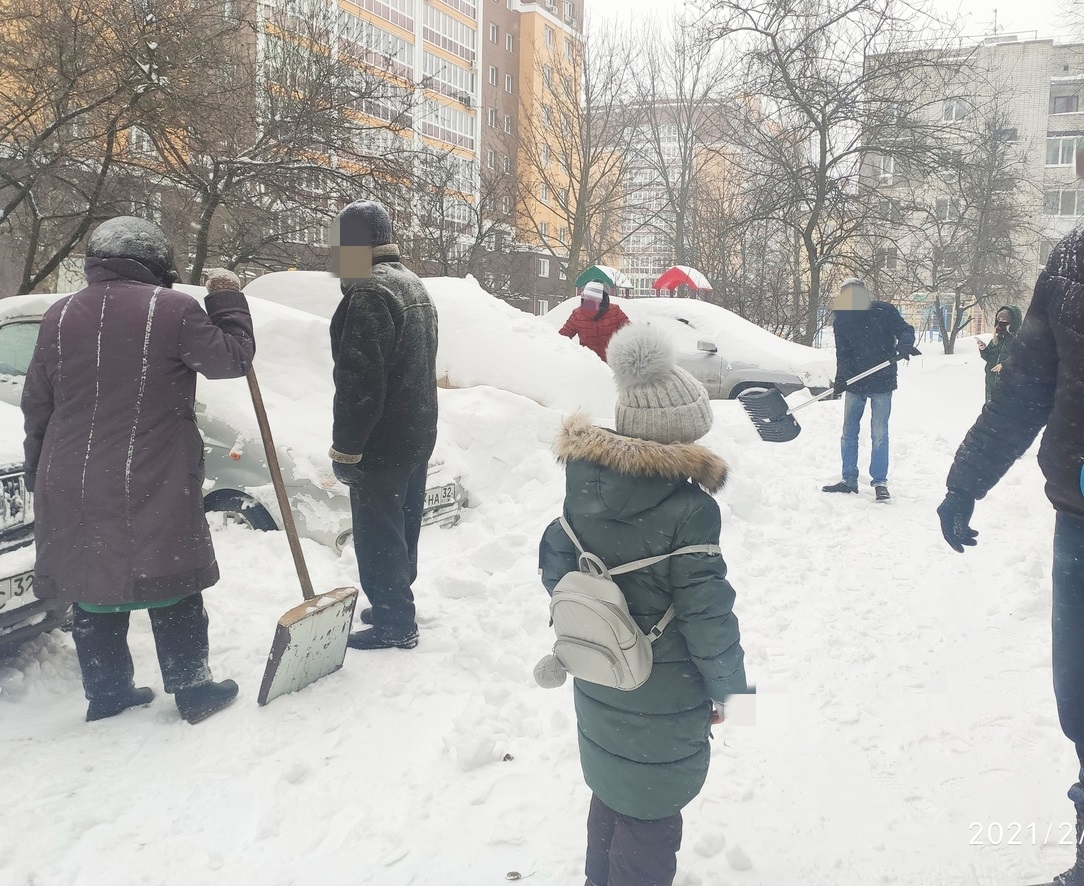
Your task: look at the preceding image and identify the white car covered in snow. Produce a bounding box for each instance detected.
[544,297,835,400]
[0,288,464,570]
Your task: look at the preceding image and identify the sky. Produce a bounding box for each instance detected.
[586,0,1067,42]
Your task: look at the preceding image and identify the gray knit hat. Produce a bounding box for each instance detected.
[607,324,713,444]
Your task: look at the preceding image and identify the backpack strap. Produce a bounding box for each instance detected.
[557,515,722,643]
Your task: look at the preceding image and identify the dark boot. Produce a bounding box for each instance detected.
[1053,803,1084,884]
[86,686,155,722]
[175,679,239,724]
[822,481,858,494]
[875,485,891,502]
[347,623,419,650]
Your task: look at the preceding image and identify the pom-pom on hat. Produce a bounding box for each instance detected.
[608,324,713,444]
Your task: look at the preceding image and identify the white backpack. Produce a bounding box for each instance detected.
[536,515,721,691]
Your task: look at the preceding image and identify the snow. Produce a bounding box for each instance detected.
[0,281,1074,886]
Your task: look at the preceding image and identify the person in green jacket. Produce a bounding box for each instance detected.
[539,323,747,886]
[978,304,1023,401]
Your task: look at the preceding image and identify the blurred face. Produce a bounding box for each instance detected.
[329,216,373,282]
[833,281,872,311]
[995,310,1011,331]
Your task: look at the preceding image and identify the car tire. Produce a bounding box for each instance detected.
[203,490,278,532]
[727,382,774,400]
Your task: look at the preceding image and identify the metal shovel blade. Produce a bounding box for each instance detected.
[257,586,360,706]
[737,387,802,443]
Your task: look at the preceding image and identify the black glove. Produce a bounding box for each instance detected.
[896,345,922,362]
[332,460,365,486]
[937,489,978,553]
[832,377,847,395]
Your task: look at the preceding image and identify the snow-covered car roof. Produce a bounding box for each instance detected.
[245,271,616,419]
[544,296,835,390]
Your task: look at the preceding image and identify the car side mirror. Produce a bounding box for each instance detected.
[696,340,718,354]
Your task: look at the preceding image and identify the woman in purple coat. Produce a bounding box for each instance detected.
[21,217,255,724]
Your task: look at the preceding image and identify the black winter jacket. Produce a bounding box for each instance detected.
[329,245,438,468]
[947,230,1084,517]
[833,301,916,394]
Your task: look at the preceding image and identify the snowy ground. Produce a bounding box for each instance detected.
[0,337,1073,886]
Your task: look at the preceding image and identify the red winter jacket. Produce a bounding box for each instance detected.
[558,302,630,360]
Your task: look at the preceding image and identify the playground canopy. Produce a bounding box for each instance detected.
[573,265,633,296]
[651,265,713,294]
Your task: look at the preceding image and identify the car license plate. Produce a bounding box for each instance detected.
[424,483,456,510]
[0,570,34,612]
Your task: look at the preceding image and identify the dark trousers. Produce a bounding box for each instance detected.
[1053,513,1084,810]
[585,794,683,886]
[71,593,213,700]
[348,461,428,632]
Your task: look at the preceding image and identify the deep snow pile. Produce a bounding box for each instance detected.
[0,322,1071,886]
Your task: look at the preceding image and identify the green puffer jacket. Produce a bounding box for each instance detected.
[539,415,747,820]
[980,304,1023,401]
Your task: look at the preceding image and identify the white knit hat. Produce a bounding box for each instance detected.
[581,281,606,301]
[607,324,713,444]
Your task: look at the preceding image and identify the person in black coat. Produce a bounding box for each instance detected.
[328,200,438,650]
[937,217,1084,886]
[822,278,917,502]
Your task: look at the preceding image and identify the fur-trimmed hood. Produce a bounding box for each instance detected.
[554,413,728,493]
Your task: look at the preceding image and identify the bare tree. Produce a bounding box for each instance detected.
[707,0,964,344]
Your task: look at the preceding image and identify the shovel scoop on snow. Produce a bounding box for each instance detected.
[242,368,360,707]
[738,360,892,443]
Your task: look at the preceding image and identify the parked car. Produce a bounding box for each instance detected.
[0,290,463,564]
[0,399,69,653]
[544,296,835,399]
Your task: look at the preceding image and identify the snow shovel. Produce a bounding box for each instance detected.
[245,367,360,706]
[738,360,893,443]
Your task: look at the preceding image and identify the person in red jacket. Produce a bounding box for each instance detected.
[558,281,630,360]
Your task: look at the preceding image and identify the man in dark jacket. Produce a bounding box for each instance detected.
[978,303,1023,401]
[328,200,438,650]
[21,217,254,724]
[937,224,1084,886]
[822,278,917,502]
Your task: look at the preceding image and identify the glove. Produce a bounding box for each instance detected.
[204,268,241,293]
[332,460,365,486]
[896,345,922,362]
[936,489,978,553]
[832,377,847,395]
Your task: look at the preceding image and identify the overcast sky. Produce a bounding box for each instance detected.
[584,0,1066,42]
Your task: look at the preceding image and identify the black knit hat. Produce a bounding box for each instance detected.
[87,216,175,281]
[334,200,393,247]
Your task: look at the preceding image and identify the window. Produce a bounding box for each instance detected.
[506,33,513,52]
[558,261,567,280]
[502,195,511,213]
[504,155,512,173]
[489,23,498,43]
[870,153,894,183]
[558,226,567,242]
[535,300,550,316]
[127,125,154,158]
[943,98,967,122]
[505,74,514,93]
[542,105,551,124]
[1053,95,1080,115]
[565,1,574,21]
[540,183,549,203]
[1047,136,1083,166]
[1044,189,1084,216]
[504,115,512,133]
[488,107,497,127]
[543,65,552,87]
[878,198,901,224]
[487,148,495,168]
[540,221,549,237]
[540,143,550,165]
[994,127,1018,143]
[539,257,550,277]
[565,38,573,59]
[934,197,959,221]
[488,65,498,86]
[544,25,554,47]
[875,247,898,270]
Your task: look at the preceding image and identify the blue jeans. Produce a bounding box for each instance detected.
[1053,513,1084,806]
[840,391,892,486]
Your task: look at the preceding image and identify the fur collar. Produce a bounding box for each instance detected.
[554,413,729,493]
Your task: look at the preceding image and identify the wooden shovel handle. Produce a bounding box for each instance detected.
[245,367,315,601]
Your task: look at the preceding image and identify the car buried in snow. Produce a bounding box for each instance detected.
[0,288,464,648]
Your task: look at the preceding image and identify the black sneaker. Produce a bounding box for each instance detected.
[86,686,154,722]
[822,481,858,494]
[875,485,891,502]
[347,624,419,650]
[175,679,239,724]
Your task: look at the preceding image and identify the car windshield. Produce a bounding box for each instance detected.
[0,321,39,378]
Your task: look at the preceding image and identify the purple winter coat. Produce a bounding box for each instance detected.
[20,257,255,605]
